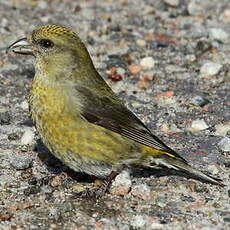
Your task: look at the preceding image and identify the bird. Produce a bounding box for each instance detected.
[7,25,223,196]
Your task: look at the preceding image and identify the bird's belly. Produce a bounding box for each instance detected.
[30,96,140,177]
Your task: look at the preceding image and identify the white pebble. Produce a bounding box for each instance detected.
[21,128,35,145]
[136,39,146,47]
[218,137,230,152]
[164,0,179,7]
[187,0,204,15]
[140,57,155,69]
[38,0,48,9]
[200,62,222,76]
[209,28,229,42]
[215,123,230,136]
[207,165,219,175]
[20,100,28,110]
[131,183,151,200]
[110,171,132,196]
[190,119,209,132]
[116,67,125,76]
[131,215,146,228]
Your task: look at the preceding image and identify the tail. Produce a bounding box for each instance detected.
[148,155,224,187]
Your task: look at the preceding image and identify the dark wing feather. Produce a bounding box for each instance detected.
[77,85,187,163]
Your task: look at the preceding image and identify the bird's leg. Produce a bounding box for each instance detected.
[75,171,119,198]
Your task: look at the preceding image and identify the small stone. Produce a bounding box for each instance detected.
[218,137,230,152]
[8,132,20,140]
[128,64,142,75]
[207,165,219,175]
[223,217,230,223]
[72,184,86,193]
[41,185,53,194]
[0,174,14,186]
[150,222,164,229]
[185,54,196,62]
[20,100,29,110]
[51,175,66,187]
[189,119,209,132]
[187,0,204,15]
[223,9,230,22]
[140,57,155,69]
[164,0,179,7]
[110,171,131,196]
[0,213,12,221]
[10,154,33,170]
[24,185,41,195]
[137,75,153,90]
[155,196,167,208]
[190,96,209,107]
[136,39,146,47]
[37,0,48,9]
[130,215,146,228]
[21,128,35,145]
[200,62,222,76]
[116,67,125,76]
[131,183,151,200]
[209,28,229,42]
[215,123,230,136]
[0,111,11,125]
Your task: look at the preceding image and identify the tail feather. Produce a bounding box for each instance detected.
[149,156,224,187]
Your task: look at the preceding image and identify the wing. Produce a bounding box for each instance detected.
[76,84,187,163]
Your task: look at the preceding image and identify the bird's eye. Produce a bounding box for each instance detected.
[38,39,54,48]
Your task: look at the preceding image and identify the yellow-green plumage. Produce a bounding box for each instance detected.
[28,73,163,177]
[8,25,223,187]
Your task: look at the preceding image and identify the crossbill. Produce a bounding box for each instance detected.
[7,25,223,195]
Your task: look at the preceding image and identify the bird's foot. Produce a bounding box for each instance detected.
[72,171,118,199]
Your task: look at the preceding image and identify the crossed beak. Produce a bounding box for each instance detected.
[6,37,34,55]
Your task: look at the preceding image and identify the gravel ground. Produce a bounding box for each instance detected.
[0,0,230,229]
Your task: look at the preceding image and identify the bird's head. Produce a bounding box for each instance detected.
[7,25,94,81]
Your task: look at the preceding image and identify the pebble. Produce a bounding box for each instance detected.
[209,28,229,42]
[0,174,14,186]
[37,0,48,9]
[0,111,11,125]
[110,171,132,196]
[218,137,230,152]
[130,215,146,228]
[140,57,155,70]
[116,67,126,76]
[165,64,185,73]
[150,222,164,229]
[136,39,146,47]
[207,165,219,175]
[215,123,230,136]
[189,119,209,132]
[131,183,151,200]
[155,196,167,208]
[10,154,33,170]
[24,185,41,195]
[41,185,53,194]
[20,100,29,110]
[20,128,35,145]
[187,0,205,15]
[190,96,209,107]
[128,64,142,75]
[164,0,179,7]
[223,9,230,22]
[200,62,222,76]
